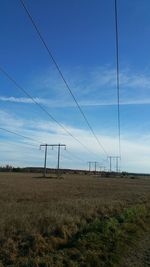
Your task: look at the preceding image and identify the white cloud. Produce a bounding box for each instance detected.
[90,67,150,90]
[2,66,150,108]
[1,65,150,173]
[0,96,46,104]
[1,95,150,109]
[0,108,150,173]
[73,98,150,107]
[0,110,24,128]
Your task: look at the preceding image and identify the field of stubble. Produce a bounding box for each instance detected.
[0,172,150,267]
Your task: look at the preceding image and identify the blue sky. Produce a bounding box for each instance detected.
[1,0,150,172]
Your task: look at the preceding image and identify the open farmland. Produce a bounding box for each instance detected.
[0,172,150,267]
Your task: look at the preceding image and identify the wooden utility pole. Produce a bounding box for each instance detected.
[56,144,66,170]
[88,161,99,172]
[107,156,112,172]
[40,144,66,177]
[88,161,92,172]
[107,156,120,172]
[40,144,49,177]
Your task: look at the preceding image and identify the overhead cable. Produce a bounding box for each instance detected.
[0,127,38,147]
[0,66,97,156]
[114,0,121,158]
[19,0,108,157]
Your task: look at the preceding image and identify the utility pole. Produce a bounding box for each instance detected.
[40,143,66,177]
[107,156,112,172]
[115,156,121,172]
[88,161,99,172]
[88,161,92,172]
[56,144,66,170]
[44,144,47,177]
[94,161,99,172]
[107,156,121,172]
[40,144,51,177]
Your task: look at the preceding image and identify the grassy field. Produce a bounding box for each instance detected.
[0,172,150,266]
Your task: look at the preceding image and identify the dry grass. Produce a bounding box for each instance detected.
[0,172,150,236]
[0,172,150,266]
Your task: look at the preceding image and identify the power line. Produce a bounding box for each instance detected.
[0,127,83,168]
[65,149,85,164]
[0,67,97,157]
[19,0,108,157]
[0,127,38,147]
[0,127,37,143]
[114,0,121,158]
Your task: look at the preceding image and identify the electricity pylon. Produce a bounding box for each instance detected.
[40,144,66,177]
[88,161,99,172]
[107,156,121,172]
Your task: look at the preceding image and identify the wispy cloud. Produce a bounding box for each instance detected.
[2,65,150,172]
[79,98,150,107]
[1,108,150,172]
[1,66,150,108]
[30,66,150,105]
[0,96,46,104]
[1,95,150,108]
[0,110,24,128]
[90,67,150,90]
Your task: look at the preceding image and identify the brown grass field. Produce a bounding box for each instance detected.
[0,172,150,266]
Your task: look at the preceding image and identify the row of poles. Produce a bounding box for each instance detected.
[88,161,106,172]
[88,157,120,172]
[40,144,121,177]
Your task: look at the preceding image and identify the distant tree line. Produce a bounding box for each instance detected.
[0,165,21,172]
[0,165,149,178]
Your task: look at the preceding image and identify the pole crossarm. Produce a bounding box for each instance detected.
[40,144,66,148]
